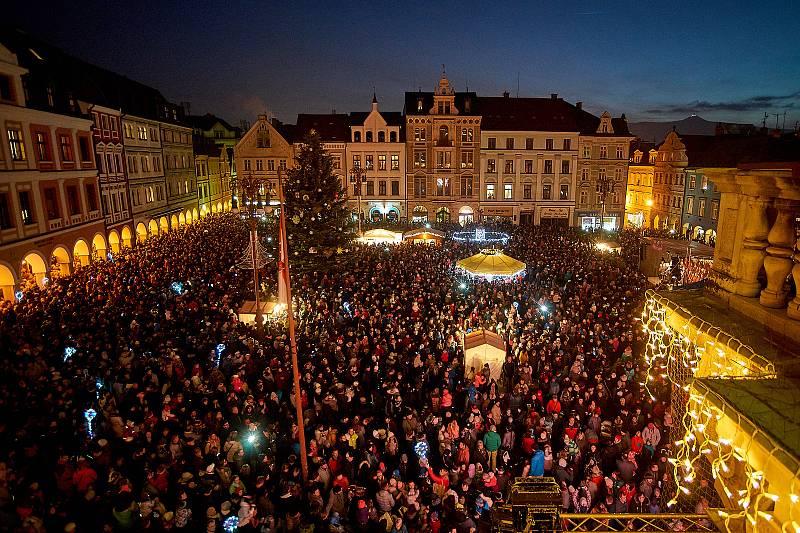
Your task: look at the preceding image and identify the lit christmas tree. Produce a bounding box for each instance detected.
[283,131,354,271]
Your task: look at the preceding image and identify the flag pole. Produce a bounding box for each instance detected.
[276,167,309,482]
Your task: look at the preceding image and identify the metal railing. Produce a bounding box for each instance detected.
[560,513,718,532]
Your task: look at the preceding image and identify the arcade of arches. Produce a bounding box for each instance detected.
[0,204,229,302]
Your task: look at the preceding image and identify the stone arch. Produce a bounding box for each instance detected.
[92,233,108,260]
[412,205,428,223]
[21,251,48,289]
[121,226,133,248]
[458,205,474,226]
[693,226,705,240]
[74,239,91,268]
[50,245,72,279]
[192,208,199,220]
[148,219,159,237]
[159,217,169,234]
[185,209,193,224]
[108,230,121,254]
[179,212,186,226]
[170,214,179,230]
[216,202,223,213]
[0,262,17,302]
[435,206,450,223]
[136,222,148,243]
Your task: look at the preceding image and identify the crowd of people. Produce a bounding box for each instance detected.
[0,213,684,532]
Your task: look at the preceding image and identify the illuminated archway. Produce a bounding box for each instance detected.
[121,226,133,248]
[192,208,199,220]
[21,251,48,289]
[92,233,108,260]
[159,217,169,234]
[653,215,661,229]
[216,202,223,213]
[185,209,192,224]
[50,246,71,279]
[693,226,705,240]
[148,219,159,237]
[136,222,148,243]
[73,239,90,268]
[170,215,179,230]
[108,230,121,254]
[179,212,186,226]
[0,262,17,302]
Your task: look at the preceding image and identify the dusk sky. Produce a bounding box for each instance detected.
[8,0,800,128]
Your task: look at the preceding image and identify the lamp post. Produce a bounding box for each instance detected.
[236,171,270,327]
[597,173,615,233]
[349,166,367,235]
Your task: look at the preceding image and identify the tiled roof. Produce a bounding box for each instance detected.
[478,96,580,132]
[185,113,241,135]
[681,134,800,167]
[294,114,351,142]
[630,140,656,166]
[403,91,479,116]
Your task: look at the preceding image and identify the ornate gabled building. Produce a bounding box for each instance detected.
[404,71,481,225]
[651,129,688,231]
[186,113,241,216]
[624,140,657,228]
[233,114,294,207]
[347,95,406,222]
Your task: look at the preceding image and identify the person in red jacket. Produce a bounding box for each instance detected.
[546,396,561,415]
[72,458,97,494]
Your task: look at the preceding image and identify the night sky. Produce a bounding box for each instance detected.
[8,0,800,128]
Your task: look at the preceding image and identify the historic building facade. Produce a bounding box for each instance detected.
[650,130,687,231]
[478,94,580,225]
[347,96,406,222]
[123,114,169,238]
[404,72,481,225]
[0,43,105,299]
[575,111,633,229]
[294,112,350,205]
[187,113,240,215]
[624,140,656,228]
[233,114,294,208]
[161,112,198,227]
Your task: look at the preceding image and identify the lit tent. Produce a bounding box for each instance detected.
[456,249,526,280]
[358,228,403,244]
[463,329,506,380]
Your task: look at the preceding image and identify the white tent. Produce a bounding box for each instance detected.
[463,329,506,380]
[358,228,403,244]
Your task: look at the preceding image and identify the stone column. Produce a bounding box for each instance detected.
[788,235,800,320]
[760,202,796,308]
[734,197,770,297]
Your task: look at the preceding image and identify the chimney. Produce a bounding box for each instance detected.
[551,93,558,100]
[576,101,582,110]
[621,113,626,121]
[503,91,510,98]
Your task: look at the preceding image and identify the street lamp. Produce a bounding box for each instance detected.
[349,166,367,235]
[597,173,616,232]
[236,171,271,327]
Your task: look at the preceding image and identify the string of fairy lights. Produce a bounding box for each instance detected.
[640,290,799,533]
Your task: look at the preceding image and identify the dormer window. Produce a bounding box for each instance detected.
[389,131,397,142]
[378,131,385,142]
[633,152,642,163]
[417,99,423,112]
[354,131,361,142]
[366,131,373,142]
[0,75,12,103]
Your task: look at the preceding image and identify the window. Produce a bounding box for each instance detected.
[699,198,707,216]
[524,160,533,173]
[255,159,263,171]
[266,159,274,171]
[436,151,451,168]
[616,146,623,159]
[486,183,496,199]
[461,128,473,143]
[279,160,286,170]
[413,151,426,168]
[526,138,533,150]
[0,193,13,229]
[561,160,570,174]
[701,176,708,190]
[461,151,473,169]
[19,191,34,224]
[59,134,73,162]
[563,139,571,150]
[544,160,553,174]
[580,188,588,205]
[366,181,374,196]
[414,128,426,141]
[378,131,386,142]
[583,146,590,158]
[487,159,496,173]
[379,181,386,196]
[523,183,532,199]
[391,154,399,170]
[391,180,400,196]
[332,157,340,170]
[504,183,513,200]
[504,160,514,174]
[35,131,51,161]
[0,75,13,102]
[560,184,569,200]
[686,196,694,214]
[390,131,397,142]
[542,184,551,200]
[460,176,473,196]
[435,177,450,196]
[67,185,81,215]
[546,138,554,150]
[711,200,719,220]
[506,138,514,150]
[354,131,361,142]
[244,159,251,171]
[600,146,607,159]
[352,155,361,168]
[366,131,373,142]
[633,152,642,163]
[689,175,696,189]
[414,177,426,198]
[487,137,496,149]
[8,127,26,161]
[417,99,423,112]
[365,155,373,169]
[378,154,386,170]
[438,126,449,143]
[85,184,98,212]
[614,168,622,181]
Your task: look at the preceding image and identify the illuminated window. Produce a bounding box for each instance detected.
[486,183,495,199]
[8,127,26,161]
[542,184,551,200]
[504,183,513,199]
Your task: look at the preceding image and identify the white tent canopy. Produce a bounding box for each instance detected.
[463,329,506,380]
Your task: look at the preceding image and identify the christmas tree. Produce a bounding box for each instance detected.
[282,131,354,271]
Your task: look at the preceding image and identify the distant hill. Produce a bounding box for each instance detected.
[628,115,756,143]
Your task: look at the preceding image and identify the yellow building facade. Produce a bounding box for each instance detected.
[625,142,657,228]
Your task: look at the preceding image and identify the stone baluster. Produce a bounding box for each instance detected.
[787,233,800,320]
[735,197,770,297]
[760,202,796,308]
